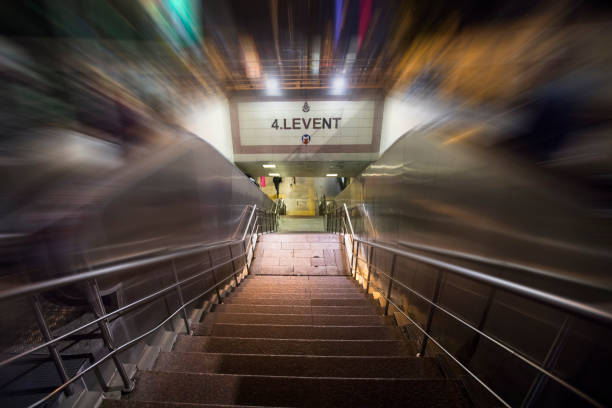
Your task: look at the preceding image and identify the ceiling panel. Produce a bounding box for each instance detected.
[235,161,371,177]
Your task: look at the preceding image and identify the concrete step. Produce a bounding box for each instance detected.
[212,304,378,315]
[236,285,359,292]
[154,352,443,378]
[242,277,353,281]
[244,276,352,283]
[126,371,471,407]
[233,291,362,297]
[196,323,402,340]
[242,277,354,283]
[224,298,371,306]
[102,400,263,408]
[202,313,388,326]
[239,282,356,289]
[173,336,415,356]
[229,293,365,299]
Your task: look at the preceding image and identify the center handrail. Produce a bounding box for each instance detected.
[327,204,610,408]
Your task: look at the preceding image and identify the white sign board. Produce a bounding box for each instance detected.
[237,100,376,146]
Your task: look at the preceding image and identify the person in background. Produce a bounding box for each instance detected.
[273,176,282,198]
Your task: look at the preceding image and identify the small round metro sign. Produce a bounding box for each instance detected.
[301,134,311,145]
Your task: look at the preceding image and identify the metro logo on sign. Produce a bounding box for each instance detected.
[301,134,311,145]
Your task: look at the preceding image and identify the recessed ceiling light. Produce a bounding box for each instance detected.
[269,173,281,176]
[326,173,338,177]
[331,76,345,95]
[262,164,276,168]
[265,77,280,96]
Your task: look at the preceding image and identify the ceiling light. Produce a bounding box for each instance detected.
[265,77,280,96]
[269,172,280,176]
[326,173,338,177]
[331,76,345,95]
[262,164,276,168]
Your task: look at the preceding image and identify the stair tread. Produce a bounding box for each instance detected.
[108,266,471,407]
[212,305,377,315]
[102,400,268,408]
[201,313,387,326]
[225,298,371,306]
[174,336,415,356]
[196,323,402,340]
[127,371,471,407]
[153,351,443,378]
[230,294,365,299]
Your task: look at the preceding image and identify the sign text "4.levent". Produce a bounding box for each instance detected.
[271,117,341,130]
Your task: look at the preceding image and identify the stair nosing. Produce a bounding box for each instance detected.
[209,323,394,328]
[180,336,407,343]
[158,351,419,359]
[138,370,454,382]
[206,313,380,317]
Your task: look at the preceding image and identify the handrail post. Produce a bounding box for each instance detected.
[352,240,360,278]
[465,287,496,365]
[243,240,251,276]
[522,316,572,407]
[333,210,336,233]
[336,208,340,233]
[384,253,397,315]
[343,203,355,237]
[31,295,73,395]
[172,260,192,335]
[366,245,374,293]
[418,269,444,357]
[229,245,239,287]
[207,251,223,304]
[333,209,336,233]
[87,280,135,393]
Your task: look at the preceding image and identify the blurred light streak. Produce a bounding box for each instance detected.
[358,0,372,52]
[311,36,321,75]
[442,127,482,145]
[334,0,343,50]
[240,35,261,79]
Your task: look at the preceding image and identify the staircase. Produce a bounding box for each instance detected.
[100,234,471,407]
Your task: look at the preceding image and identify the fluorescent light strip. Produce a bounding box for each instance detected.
[269,173,280,176]
[262,164,276,168]
[326,173,338,177]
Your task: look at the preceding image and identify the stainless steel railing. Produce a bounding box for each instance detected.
[0,204,278,408]
[327,203,610,408]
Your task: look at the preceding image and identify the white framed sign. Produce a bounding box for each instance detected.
[231,99,381,153]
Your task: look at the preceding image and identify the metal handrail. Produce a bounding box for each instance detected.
[396,239,610,289]
[356,239,612,325]
[365,261,601,407]
[342,204,355,237]
[333,206,612,325]
[0,203,277,408]
[328,205,609,408]
[29,269,239,408]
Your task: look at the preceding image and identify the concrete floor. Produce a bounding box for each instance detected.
[251,233,346,275]
[278,216,325,232]
[259,177,340,216]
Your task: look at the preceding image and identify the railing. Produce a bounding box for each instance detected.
[0,204,278,408]
[327,204,611,408]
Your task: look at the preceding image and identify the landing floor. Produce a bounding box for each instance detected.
[251,233,347,275]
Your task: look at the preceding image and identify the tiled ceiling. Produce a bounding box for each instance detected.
[235,160,371,177]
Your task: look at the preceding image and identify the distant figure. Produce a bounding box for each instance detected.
[273,176,283,198]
